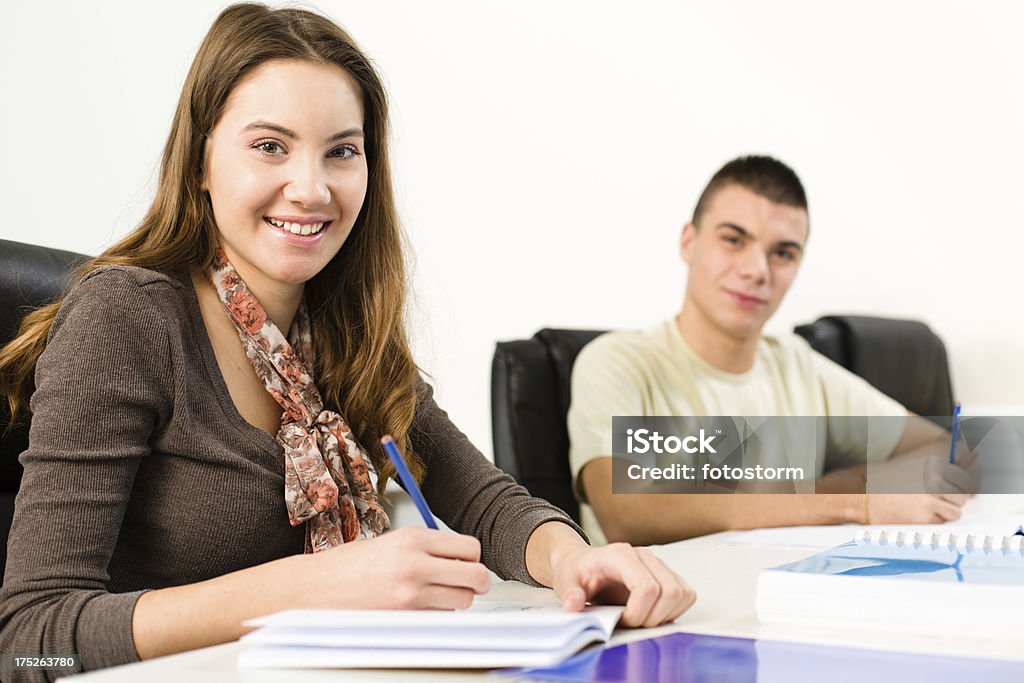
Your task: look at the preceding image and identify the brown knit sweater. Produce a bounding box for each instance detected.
[0,266,583,680]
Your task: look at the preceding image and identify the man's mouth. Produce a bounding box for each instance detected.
[725,289,766,308]
[264,217,332,236]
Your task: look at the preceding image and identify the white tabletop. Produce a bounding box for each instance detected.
[65,495,1024,681]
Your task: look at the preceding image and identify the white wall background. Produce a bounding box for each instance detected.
[2,1,1022,459]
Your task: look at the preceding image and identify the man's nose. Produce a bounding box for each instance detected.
[737,248,769,283]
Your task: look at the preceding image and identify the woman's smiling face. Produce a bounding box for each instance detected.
[202,59,368,296]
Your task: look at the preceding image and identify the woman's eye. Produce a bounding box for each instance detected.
[254,140,283,155]
[328,145,360,159]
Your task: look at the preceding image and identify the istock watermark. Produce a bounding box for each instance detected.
[609,415,1024,494]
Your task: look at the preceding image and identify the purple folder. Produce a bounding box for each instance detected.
[505,631,1024,683]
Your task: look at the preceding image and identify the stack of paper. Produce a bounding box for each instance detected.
[238,603,624,669]
[756,529,1024,637]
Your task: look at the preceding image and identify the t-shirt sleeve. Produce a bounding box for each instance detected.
[0,269,172,680]
[807,340,908,465]
[409,379,587,586]
[566,334,650,500]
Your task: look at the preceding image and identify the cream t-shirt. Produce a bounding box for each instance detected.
[567,320,907,544]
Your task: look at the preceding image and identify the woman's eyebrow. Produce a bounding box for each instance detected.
[241,120,364,143]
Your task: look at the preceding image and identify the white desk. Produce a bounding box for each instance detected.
[66,498,1024,681]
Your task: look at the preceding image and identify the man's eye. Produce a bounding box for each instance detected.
[723,236,741,245]
[775,250,795,261]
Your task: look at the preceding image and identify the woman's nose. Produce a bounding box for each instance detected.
[283,158,331,208]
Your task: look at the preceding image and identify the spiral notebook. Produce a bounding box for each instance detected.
[756,529,1024,638]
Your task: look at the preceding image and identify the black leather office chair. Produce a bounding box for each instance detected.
[1,239,90,581]
[491,317,955,521]
[491,330,606,523]
[794,315,954,417]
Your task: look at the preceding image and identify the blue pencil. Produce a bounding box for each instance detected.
[381,435,439,529]
[948,402,962,465]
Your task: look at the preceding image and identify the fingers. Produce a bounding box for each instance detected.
[956,446,978,470]
[865,494,961,524]
[607,546,660,627]
[942,464,978,494]
[633,548,696,627]
[938,492,971,506]
[925,461,978,495]
[395,527,482,562]
[560,586,588,613]
[555,544,696,628]
[419,555,492,595]
[551,551,612,610]
[930,496,963,522]
[414,585,479,610]
[550,544,645,622]
[379,528,489,610]
[425,531,482,562]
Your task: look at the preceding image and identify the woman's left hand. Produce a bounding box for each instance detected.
[549,542,696,627]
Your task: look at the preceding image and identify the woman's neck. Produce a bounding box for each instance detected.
[197,263,303,334]
[243,276,303,334]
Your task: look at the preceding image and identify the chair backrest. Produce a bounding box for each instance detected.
[794,315,954,417]
[492,317,955,520]
[1,239,90,581]
[491,329,607,522]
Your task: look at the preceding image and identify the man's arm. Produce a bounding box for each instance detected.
[893,410,951,453]
[581,456,967,545]
[580,457,861,544]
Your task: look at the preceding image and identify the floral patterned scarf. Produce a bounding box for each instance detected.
[207,248,390,552]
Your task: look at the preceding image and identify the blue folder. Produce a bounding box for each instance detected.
[767,533,1024,585]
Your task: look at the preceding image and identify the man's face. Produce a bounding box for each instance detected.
[680,183,809,341]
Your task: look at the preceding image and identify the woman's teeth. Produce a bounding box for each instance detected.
[266,218,325,236]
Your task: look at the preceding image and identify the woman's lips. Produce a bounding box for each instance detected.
[263,217,333,245]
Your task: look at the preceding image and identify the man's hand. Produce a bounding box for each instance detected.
[867,439,979,496]
[866,493,970,524]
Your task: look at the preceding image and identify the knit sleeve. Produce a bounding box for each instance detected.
[0,268,172,681]
[409,379,587,586]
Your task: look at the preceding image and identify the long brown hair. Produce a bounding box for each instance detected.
[0,3,422,491]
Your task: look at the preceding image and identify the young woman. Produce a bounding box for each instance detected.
[0,3,694,676]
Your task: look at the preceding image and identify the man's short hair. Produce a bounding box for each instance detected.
[692,155,807,227]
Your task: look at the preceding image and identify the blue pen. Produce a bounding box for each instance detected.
[948,402,962,465]
[381,435,438,529]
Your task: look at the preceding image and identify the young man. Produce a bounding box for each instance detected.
[568,156,973,545]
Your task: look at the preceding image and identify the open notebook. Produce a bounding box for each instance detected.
[238,602,624,669]
[756,528,1024,638]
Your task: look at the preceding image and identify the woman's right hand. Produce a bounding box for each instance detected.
[134,528,491,659]
[305,527,492,610]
